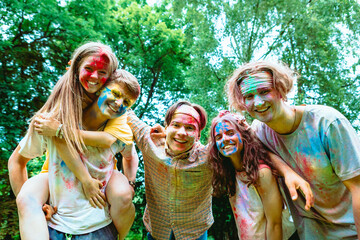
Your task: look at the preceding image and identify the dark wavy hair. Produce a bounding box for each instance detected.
[208,111,275,197]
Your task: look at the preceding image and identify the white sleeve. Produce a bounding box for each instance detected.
[18,130,47,159]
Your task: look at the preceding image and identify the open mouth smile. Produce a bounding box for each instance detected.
[255,106,270,113]
[223,145,234,149]
[108,104,119,113]
[88,81,99,86]
[174,138,187,144]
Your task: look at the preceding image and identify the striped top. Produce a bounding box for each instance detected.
[127,111,213,240]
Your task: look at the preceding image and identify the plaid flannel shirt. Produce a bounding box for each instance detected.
[127,111,213,240]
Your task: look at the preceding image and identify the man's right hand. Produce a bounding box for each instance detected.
[150,124,166,147]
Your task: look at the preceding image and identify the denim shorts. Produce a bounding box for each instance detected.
[48,222,117,240]
[147,230,207,240]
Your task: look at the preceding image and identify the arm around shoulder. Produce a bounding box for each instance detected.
[79,130,117,148]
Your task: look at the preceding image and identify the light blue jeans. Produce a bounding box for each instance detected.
[147,230,207,240]
[48,222,117,240]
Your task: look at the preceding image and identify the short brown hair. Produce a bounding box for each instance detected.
[226,61,299,111]
[108,69,140,101]
[164,100,207,132]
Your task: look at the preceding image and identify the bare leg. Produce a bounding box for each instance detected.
[106,170,135,240]
[16,173,49,240]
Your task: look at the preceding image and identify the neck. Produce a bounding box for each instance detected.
[266,103,298,134]
[84,90,97,101]
[229,151,244,171]
[83,104,108,131]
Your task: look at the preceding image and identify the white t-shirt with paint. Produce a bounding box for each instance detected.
[229,164,295,240]
[19,130,125,234]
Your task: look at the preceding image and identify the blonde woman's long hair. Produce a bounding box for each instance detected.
[30,42,118,157]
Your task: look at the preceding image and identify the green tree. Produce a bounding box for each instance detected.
[0,0,190,238]
[168,0,360,238]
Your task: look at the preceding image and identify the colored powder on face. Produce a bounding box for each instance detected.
[100,77,107,85]
[215,121,242,156]
[91,53,109,71]
[97,87,129,118]
[80,69,90,89]
[97,87,111,110]
[116,104,127,117]
[174,105,201,129]
[240,74,272,96]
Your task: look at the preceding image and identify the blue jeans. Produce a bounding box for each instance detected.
[147,230,207,240]
[48,222,117,240]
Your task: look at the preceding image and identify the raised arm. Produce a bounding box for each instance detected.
[8,145,32,196]
[126,109,151,148]
[257,167,282,240]
[268,152,314,211]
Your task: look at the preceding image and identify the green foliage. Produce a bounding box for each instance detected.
[1,0,359,239]
[170,0,360,131]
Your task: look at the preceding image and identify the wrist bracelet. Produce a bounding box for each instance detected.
[129,180,136,190]
[56,124,63,139]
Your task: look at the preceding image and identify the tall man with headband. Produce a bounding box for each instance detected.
[227,61,360,239]
[127,100,212,240]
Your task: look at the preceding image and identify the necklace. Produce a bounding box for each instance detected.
[289,107,297,133]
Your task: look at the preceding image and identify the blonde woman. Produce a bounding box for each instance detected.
[9,42,138,240]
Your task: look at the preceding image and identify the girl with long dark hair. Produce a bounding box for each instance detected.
[208,110,295,240]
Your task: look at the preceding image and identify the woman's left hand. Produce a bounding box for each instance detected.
[34,113,61,136]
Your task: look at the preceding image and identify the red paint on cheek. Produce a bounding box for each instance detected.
[100,77,107,85]
[80,78,89,89]
[80,69,92,89]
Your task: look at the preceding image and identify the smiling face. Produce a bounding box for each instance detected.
[214,120,243,157]
[79,54,110,93]
[165,112,200,155]
[240,72,282,123]
[96,82,136,119]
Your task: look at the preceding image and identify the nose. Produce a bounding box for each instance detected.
[90,71,98,78]
[114,98,123,107]
[177,126,186,135]
[254,95,264,107]
[223,134,231,143]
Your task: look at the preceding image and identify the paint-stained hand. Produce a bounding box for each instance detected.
[34,113,60,137]
[43,204,57,221]
[150,124,166,147]
[284,171,314,211]
[82,178,107,209]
